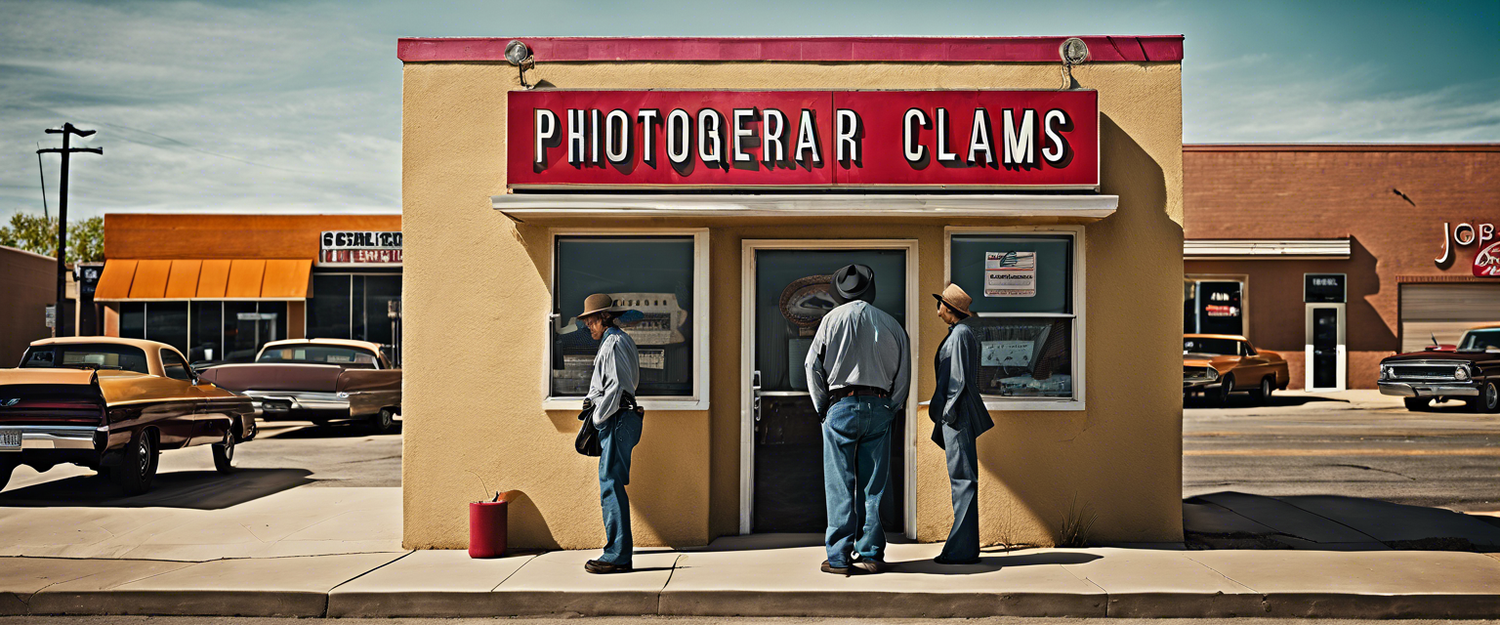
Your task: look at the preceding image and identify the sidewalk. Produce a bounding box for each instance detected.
[3,537,1499,619]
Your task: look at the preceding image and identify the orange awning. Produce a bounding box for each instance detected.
[93,259,311,301]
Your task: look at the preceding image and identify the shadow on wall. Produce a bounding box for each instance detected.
[974,113,1181,547]
[1346,236,1397,353]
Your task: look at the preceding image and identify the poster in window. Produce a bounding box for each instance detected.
[984,252,1037,298]
[981,340,1035,368]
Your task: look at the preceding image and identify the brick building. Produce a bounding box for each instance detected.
[1183,144,1500,390]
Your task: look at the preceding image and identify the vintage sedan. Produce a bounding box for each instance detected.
[1378,324,1500,413]
[197,339,401,432]
[1,337,256,494]
[1183,334,1291,405]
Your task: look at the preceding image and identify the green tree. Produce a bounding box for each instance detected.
[0,213,104,264]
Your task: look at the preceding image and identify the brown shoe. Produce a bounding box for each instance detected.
[821,560,857,575]
[585,559,633,574]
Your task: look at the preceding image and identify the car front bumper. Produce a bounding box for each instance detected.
[1378,382,1481,398]
[1183,380,1223,392]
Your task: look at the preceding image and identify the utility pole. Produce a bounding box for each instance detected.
[37,123,102,338]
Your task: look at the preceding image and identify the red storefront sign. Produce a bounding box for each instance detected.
[507,90,1098,189]
[1476,241,1500,277]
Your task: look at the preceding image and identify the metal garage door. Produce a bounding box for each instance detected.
[1399,283,1500,353]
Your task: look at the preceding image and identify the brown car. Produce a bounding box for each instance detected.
[1183,334,1290,405]
[1,337,256,494]
[197,339,401,433]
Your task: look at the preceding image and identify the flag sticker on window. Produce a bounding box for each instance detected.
[984,251,1037,297]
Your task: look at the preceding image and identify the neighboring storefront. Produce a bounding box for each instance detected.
[1184,144,1500,391]
[93,213,402,364]
[0,244,55,361]
[399,36,1186,550]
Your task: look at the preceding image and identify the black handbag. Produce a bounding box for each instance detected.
[575,405,601,457]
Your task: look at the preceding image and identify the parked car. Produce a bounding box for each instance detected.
[197,339,401,432]
[1183,334,1290,405]
[1378,324,1500,413]
[0,337,256,494]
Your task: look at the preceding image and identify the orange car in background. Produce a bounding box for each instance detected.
[1183,334,1290,405]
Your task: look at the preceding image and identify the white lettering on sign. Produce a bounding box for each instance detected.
[1436,221,1498,267]
[319,231,402,267]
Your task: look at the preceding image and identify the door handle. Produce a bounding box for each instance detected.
[752,369,762,422]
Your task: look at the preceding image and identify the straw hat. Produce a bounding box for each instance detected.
[578,293,617,319]
[932,283,973,317]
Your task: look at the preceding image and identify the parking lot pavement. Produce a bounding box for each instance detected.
[1184,389,1500,513]
[0,421,403,561]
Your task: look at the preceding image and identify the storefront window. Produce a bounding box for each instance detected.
[119,302,145,340]
[144,302,189,355]
[223,302,287,362]
[551,236,695,399]
[306,273,402,354]
[949,233,1077,401]
[190,302,223,363]
[1183,278,1244,336]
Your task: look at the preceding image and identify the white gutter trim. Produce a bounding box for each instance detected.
[1184,238,1351,260]
[492,193,1118,219]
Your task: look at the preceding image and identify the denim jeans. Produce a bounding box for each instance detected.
[597,409,642,566]
[939,422,980,561]
[821,395,895,567]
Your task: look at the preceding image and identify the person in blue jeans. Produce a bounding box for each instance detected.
[805,264,910,575]
[577,293,641,575]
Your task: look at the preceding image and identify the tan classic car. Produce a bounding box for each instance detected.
[1,337,256,494]
[197,339,401,432]
[1183,334,1290,405]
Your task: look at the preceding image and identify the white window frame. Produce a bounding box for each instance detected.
[945,226,1086,412]
[543,228,710,411]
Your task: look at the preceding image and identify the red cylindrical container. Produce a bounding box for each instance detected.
[469,500,508,558]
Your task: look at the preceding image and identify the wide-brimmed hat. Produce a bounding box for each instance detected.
[578,293,617,319]
[932,283,973,317]
[831,264,876,303]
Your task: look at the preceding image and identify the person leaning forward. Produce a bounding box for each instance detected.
[929,283,994,565]
[805,264,910,576]
[578,293,642,575]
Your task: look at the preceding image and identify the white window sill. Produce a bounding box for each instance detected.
[919,399,1086,412]
[543,398,708,412]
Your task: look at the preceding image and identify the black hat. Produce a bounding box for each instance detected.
[831,264,876,304]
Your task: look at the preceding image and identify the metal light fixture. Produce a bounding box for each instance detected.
[505,39,537,89]
[1059,37,1088,89]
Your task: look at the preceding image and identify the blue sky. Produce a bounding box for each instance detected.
[2,0,1496,217]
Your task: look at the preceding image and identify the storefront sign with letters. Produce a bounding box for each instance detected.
[1435,221,1498,277]
[319,231,403,267]
[507,90,1099,189]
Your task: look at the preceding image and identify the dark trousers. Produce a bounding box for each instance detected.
[939,422,980,561]
[598,409,642,565]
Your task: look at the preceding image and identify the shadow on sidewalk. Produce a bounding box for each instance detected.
[894,551,1101,575]
[1184,394,1350,409]
[1185,491,1500,552]
[256,422,402,440]
[0,468,314,510]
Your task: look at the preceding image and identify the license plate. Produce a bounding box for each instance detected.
[0,430,19,450]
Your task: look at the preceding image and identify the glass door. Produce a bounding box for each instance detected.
[750,247,908,533]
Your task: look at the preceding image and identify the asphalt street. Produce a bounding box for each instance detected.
[1184,390,1500,514]
[1,420,401,502]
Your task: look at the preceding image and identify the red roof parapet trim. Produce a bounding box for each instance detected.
[397,36,1183,63]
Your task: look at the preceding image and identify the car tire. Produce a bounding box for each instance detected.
[369,408,397,434]
[1404,397,1432,412]
[1216,375,1234,405]
[212,429,236,474]
[1478,382,1500,414]
[113,429,159,496]
[1250,377,1272,404]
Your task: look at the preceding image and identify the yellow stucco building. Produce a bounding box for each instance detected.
[398,36,1185,550]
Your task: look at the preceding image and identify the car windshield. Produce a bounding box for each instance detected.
[257,345,378,368]
[1458,329,1500,351]
[1184,337,1239,356]
[20,344,151,374]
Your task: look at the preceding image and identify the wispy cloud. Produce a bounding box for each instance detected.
[0,0,399,219]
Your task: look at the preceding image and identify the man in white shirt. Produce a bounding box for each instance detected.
[805,264,910,575]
